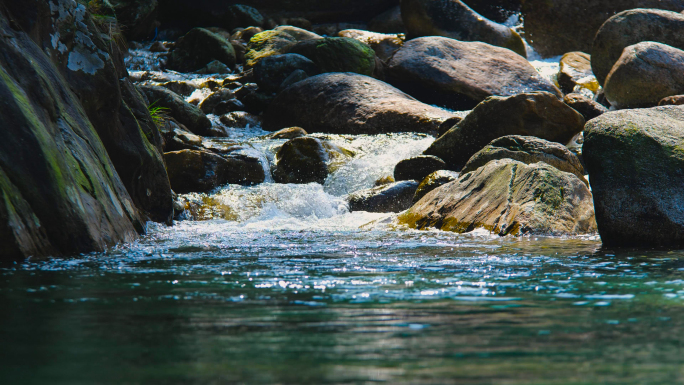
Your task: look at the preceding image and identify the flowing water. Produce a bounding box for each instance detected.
[2,35,683,385]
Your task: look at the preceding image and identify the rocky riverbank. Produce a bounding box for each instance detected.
[3,0,684,261]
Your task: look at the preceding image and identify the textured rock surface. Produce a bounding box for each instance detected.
[288,37,377,76]
[398,160,596,236]
[348,181,419,213]
[167,28,236,73]
[592,9,684,86]
[394,156,447,182]
[165,150,264,193]
[558,52,595,94]
[604,42,684,109]
[387,37,560,110]
[412,170,459,203]
[583,106,684,247]
[263,73,456,135]
[338,29,404,62]
[425,92,585,170]
[273,137,330,184]
[563,94,608,122]
[141,86,213,136]
[253,54,319,92]
[245,30,298,68]
[401,0,526,57]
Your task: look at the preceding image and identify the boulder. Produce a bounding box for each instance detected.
[592,9,684,86]
[165,150,264,193]
[398,159,597,235]
[402,0,526,57]
[412,170,460,203]
[348,181,419,213]
[253,54,319,92]
[584,106,684,247]
[425,92,585,170]
[141,86,213,136]
[220,111,263,128]
[558,52,597,94]
[387,37,561,110]
[109,0,159,41]
[159,120,204,152]
[394,156,447,182]
[213,99,245,115]
[263,73,455,135]
[659,95,684,106]
[273,137,330,184]
[604,42,684,109]
[368,6,405,33]
[167,28,236,73]
[521,0,684,58]
[288,37,376,76]
[338,29,404,62]
[245,30,298,67]
[199,89,235,114]
[461,136,586,182]
[563,93,608,122]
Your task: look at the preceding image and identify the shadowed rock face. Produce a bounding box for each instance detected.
[592,9,684,87]
[401,0,526,57]
[583,106,684,248]
[348,181,420,213]
[263,73,456,135]
[397,159,596,236]
[387,37,560,110]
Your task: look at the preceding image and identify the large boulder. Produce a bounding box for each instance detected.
[461,136,586,182]
[348,181,419,213]
[263,73,456,135]
[521,0,684,58]
[604,42,684,109]
[387,37,561,110]
[140,86,213,136]
[273,137,330,184]
[288,37,376,76]
[412,170,460,203]
[253,54,319,92]
[167,28,236,73]
[0,3,147,260]
[592,9,684,86]
[583,106,684,247]
[397,159,597,236]
[424,92,585,170]
[401,0,526,57]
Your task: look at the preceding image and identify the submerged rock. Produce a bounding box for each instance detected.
[348,181,419,213]
[583,106,684,247]
[263,73,455,135]
[273,137,330,184]
[425,92,585,170]
[387,37,560,110]
[604,42,684,109]
[141,86,213,136]
[288,37,376,76]
[165,150,264,193]
[167,28,236,73]
[401,0,526,57]
[592,9,684,86]
[398,159,596,236]
[394,156,447,182]
[412,170,460,203]
[461,136,586,182]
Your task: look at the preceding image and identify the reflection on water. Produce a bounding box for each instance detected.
[3,228,684,384]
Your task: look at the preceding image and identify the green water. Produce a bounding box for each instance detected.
[3,224,684,384]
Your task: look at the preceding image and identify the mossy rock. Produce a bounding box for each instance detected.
[168,28,236,73]
[245,30,297,68]
[412,170,459,203]
[288,37,376,76]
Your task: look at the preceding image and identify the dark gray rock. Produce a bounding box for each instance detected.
[141,86,213,136]
[412,170,460,203]
[394,156,447,182]
[167,28,236,73]
[273,137,330,184]
[348,181,420,213]
[563,93,608,122]
[253,54,319,92]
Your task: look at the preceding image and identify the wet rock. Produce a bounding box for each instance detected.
[213,99,245,115]
[374,175,396,186]
[195,60,231,74]
[220,112,263,128]
[412,170,459,203]
[425,92,585,170]
[141,86,213,136]
[368,6,405,33]
[604,42,684,109]
[159,120,204,152]
[387,37,561,110]
[159,81,197,97]
[394,156,447,182]
[522,0,684,58]
[398,159,597,235]
[563,94,608,122]
[241,91,276,115]
[199,89,235,114]
[592,9,684,86]
[110,0,159,41]
[245,30,298,67]
[165,149,264,193]
[402,0,526,57]
[167,28,236,73]
[267,127,308,140]
[348,181,420,213]
[149,41,168,53]
[558,52,597,94]
[237,26,264,42]
[273,137,330,184]
[338,29,403,62]
[253,54,319,92]
[463,0,521,23]
[461,136,586,183]
[274,25,323,41]
[288,37,376,76]
[263,73,456,135]
[659,95,684,106]
[583,106,684,247]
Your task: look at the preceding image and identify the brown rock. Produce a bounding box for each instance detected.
[659,95,684,106]
[558,52,597,94]
[412,170,459,203]
[563,93,608,122]
[338,29,404,62]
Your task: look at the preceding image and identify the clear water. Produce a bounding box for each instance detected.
[4,27,674,385]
